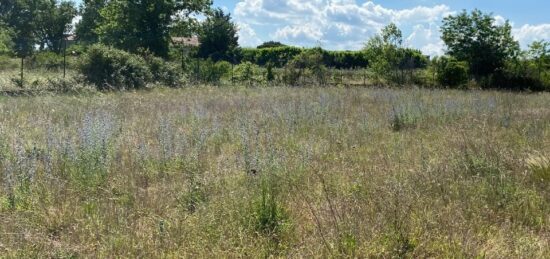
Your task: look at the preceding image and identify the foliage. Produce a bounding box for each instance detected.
[96,0,211,57]
[528,40,550,81]
[75,0,107,44]
[0,87,549,257]
[441,9,520,78]
[0,55,19,70]
[78,45,152,90]
[257,41,286,49]
[265,62,275,82]
[234,61,259,85]
[26,51,64,70]
[282,48,328,86]
[0,26,14,55]
[198,8,239,62]
[240,46,369,69]
[251,177,288,236]
[433,56,469,88]
[198,59,232,83]
[323,50,370,69]
[3,0,39,58]
[35,0,77,53]
[144,54,182,87]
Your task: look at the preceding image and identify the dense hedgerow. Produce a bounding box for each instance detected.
[240,47,370,69]
[78,45,153,90]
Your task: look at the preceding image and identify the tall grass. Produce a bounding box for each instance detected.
[0,87,548,257]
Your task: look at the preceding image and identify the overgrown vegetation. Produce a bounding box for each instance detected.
[1,1,547,91]
[0,87,548,257]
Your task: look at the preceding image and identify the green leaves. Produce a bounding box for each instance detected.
[441,9,520,78]
[198,8,239,62]
[96,0,211,57]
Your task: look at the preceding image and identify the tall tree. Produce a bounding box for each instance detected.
[36,0,77,53]
[2,0,38,58]
[75,0,107,44]
[364,23,404,82]
[96,0,211,57]
[528,40,549,80]
[441,9,520,78]
[198,8,239,61]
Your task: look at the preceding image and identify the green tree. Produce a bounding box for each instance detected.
[35,0,77,53]
[97,0,211,57]
[441,9,520,78]
[198,8,239,61]
[75,0,107,44]
[3,0,38,58]
[257,41,286,49]
[1,0,42,87]
[364,23,404,83]
[528,40,549,80]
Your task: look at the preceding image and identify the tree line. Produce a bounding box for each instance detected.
[0,0,548,90]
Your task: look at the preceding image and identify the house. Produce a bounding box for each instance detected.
[171,36,200,47]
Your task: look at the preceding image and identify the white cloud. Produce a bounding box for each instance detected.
[231,0,549,52]
[406,24,445,56]
[513,24,550,48]
[234,0,452,51]
[237,22,262,47]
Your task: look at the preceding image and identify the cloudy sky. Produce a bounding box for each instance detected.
[210,0,550,56]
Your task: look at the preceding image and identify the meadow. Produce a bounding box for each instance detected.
[0,86,549,257]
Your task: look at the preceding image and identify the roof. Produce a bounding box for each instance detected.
[64,34,77,41]
[171,36,200,47]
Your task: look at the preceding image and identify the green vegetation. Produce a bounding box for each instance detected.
[0,1,549,257]
[0,87,548,257]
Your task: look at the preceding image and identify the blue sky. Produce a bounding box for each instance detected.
[73,0,550,54]
[210,0,549,55]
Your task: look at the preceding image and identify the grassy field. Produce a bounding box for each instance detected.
[0,86,549,257]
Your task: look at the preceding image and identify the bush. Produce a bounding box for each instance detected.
[145,55,182,87]
[282,49,329,86]
[27,51,64,70]
[0,55,19,70]
[78,45,152,90]
[198,59,232,83]
[234,61,260,85]
[434,56,469,88]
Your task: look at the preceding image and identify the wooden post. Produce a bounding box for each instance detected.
[20,56,24,88]
[63,36,67,78]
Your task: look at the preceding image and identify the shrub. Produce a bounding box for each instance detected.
[282,49,329,86]
[0,55,19,70]
[234,61,259,85]
[251,177,288,236]
[145,55,182,87]
[198,59,232,83]
[78,45,152,90]
[434,56,469,88]
[265,62,275,82]
[27,51,64,70]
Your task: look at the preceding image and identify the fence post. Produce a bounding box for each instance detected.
[20,56,24,88]
[63,36,67,78]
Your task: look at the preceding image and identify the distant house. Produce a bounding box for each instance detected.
[171,36,200,47]
[64,34,77,48]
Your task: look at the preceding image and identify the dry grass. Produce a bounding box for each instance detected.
[0,86,549,257]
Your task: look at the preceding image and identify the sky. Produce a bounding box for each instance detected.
[210,0,550,55]
[72,0,550,55]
